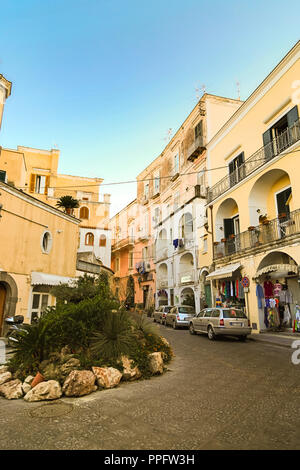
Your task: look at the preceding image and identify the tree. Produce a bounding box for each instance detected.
[56,195,79,215]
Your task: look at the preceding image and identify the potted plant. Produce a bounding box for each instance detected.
[213,241,219,246]
[221,238,227,242]
[229,234,235,239]
[56,195,80,215]
[278,212,287,219]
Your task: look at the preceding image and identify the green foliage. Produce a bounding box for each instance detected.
[91,311,137,361]
[51,272,114,305]
[56,195,79,211]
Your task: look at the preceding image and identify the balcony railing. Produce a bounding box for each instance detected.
[111,236,135,252]
[213,209,300,260]
[187,134,206,162]
[207,120,300,203]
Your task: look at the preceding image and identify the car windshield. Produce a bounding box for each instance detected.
[222,309,247,319]
[178,307,195,314]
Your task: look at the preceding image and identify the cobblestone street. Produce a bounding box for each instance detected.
[1,326,300,450]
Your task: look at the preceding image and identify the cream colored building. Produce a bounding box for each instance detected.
[203,41,300,333]
[0,146,112,268]
[0,181,80,333]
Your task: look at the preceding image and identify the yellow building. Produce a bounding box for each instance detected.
[203,41,300,333]
[0,180,80,333]
[0,145,112,267]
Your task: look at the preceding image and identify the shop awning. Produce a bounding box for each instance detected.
[255,264,298,278]
[31,272,76,286]
[206,262,241,280]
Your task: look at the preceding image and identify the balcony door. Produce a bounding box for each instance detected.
[229,152,245,187]
[224,216,240,254]
[276,187,291,238]
[263,105,299,159]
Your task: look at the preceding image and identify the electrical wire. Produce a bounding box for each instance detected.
[13,148,300,191]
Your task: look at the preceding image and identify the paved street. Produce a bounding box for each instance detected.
[0,325,300,450]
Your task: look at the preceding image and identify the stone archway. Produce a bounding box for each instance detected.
[0,272,18,334]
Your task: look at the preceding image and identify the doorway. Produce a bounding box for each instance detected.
[0,284,7,334]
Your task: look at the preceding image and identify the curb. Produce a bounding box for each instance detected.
[248,336,293,349]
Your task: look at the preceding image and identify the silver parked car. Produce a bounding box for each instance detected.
[153,306,172,324]
[165,305,196,329]
[189,307,252,341]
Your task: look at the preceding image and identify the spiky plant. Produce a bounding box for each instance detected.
[56,195,79,214]
[90,311,137,361]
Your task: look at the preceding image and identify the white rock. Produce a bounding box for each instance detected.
[0,379,23,399]
[62,370,96,397]
[148,352,164,374]
[24,375,35,385]
[0,366,9,374]
[121,356,142,381]
[0,372,12,385]
[92,367,122,389]
[22,383,31,395]
[24,380,62,402]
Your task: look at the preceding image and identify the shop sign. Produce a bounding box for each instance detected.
[241,276,250,288]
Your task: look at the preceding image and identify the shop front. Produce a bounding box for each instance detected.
[254,254,300,332]
[206,262,246,312]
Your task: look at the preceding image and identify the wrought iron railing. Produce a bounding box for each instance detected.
[207,120,300,203]
[213,209,300,260]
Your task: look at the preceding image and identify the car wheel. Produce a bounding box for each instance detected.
[207,326,216,340]
[189,323,196,335]
[239,335,247,342]
[173,321,177,330]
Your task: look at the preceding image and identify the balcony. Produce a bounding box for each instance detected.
[213,209,300,261]
[187,135,206,162]
[170,166,180,182]
[111,236,135,252]
[155,246,169,262]
[207,120,300,203]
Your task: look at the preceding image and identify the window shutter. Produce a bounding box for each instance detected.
[29,174,36,193]
[45,176,50,195]
[287,105,299,127]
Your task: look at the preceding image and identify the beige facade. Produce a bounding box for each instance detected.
[0,145,112,267]
[204,40,300,333]
[0,181,80,332]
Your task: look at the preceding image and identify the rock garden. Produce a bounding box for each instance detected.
[0,273,173,402]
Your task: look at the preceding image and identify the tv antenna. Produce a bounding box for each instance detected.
[236,81,241,100]
[164,128,173,142]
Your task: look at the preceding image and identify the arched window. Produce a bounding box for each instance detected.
[99,234,106,247]
[79,206,89,220]
[85,232,94,246]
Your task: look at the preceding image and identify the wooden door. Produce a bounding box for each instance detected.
[0,285,6,333]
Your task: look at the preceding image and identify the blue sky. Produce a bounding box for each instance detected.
[0,0,299,215]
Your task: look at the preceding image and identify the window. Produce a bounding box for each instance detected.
[263,106,299,158]
[174,192,180,211]
[174,153,179,174]
[203,237,208,253]
[228,152,245,187]
[154,172,160,194]
[79,207,89,219]
[31,293,49,323]
[129,251,134,269]
[179,213,193,238]
[144,183,149,199]
[142,246,148,261]
[115,257,120,272]
[99,234,106,247]
[195,121,203,139]
[85,232,94,246]
[0,170,6,183]
[41,231,52,254]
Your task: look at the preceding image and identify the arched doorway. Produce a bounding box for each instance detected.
[254,251,299,331]
[215,198,240,256]
[0,284,7,334]
[199,269,212,308]
[180,287,195,308]
[0,273,18,335]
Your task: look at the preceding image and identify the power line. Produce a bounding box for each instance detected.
[13,148,300,192]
